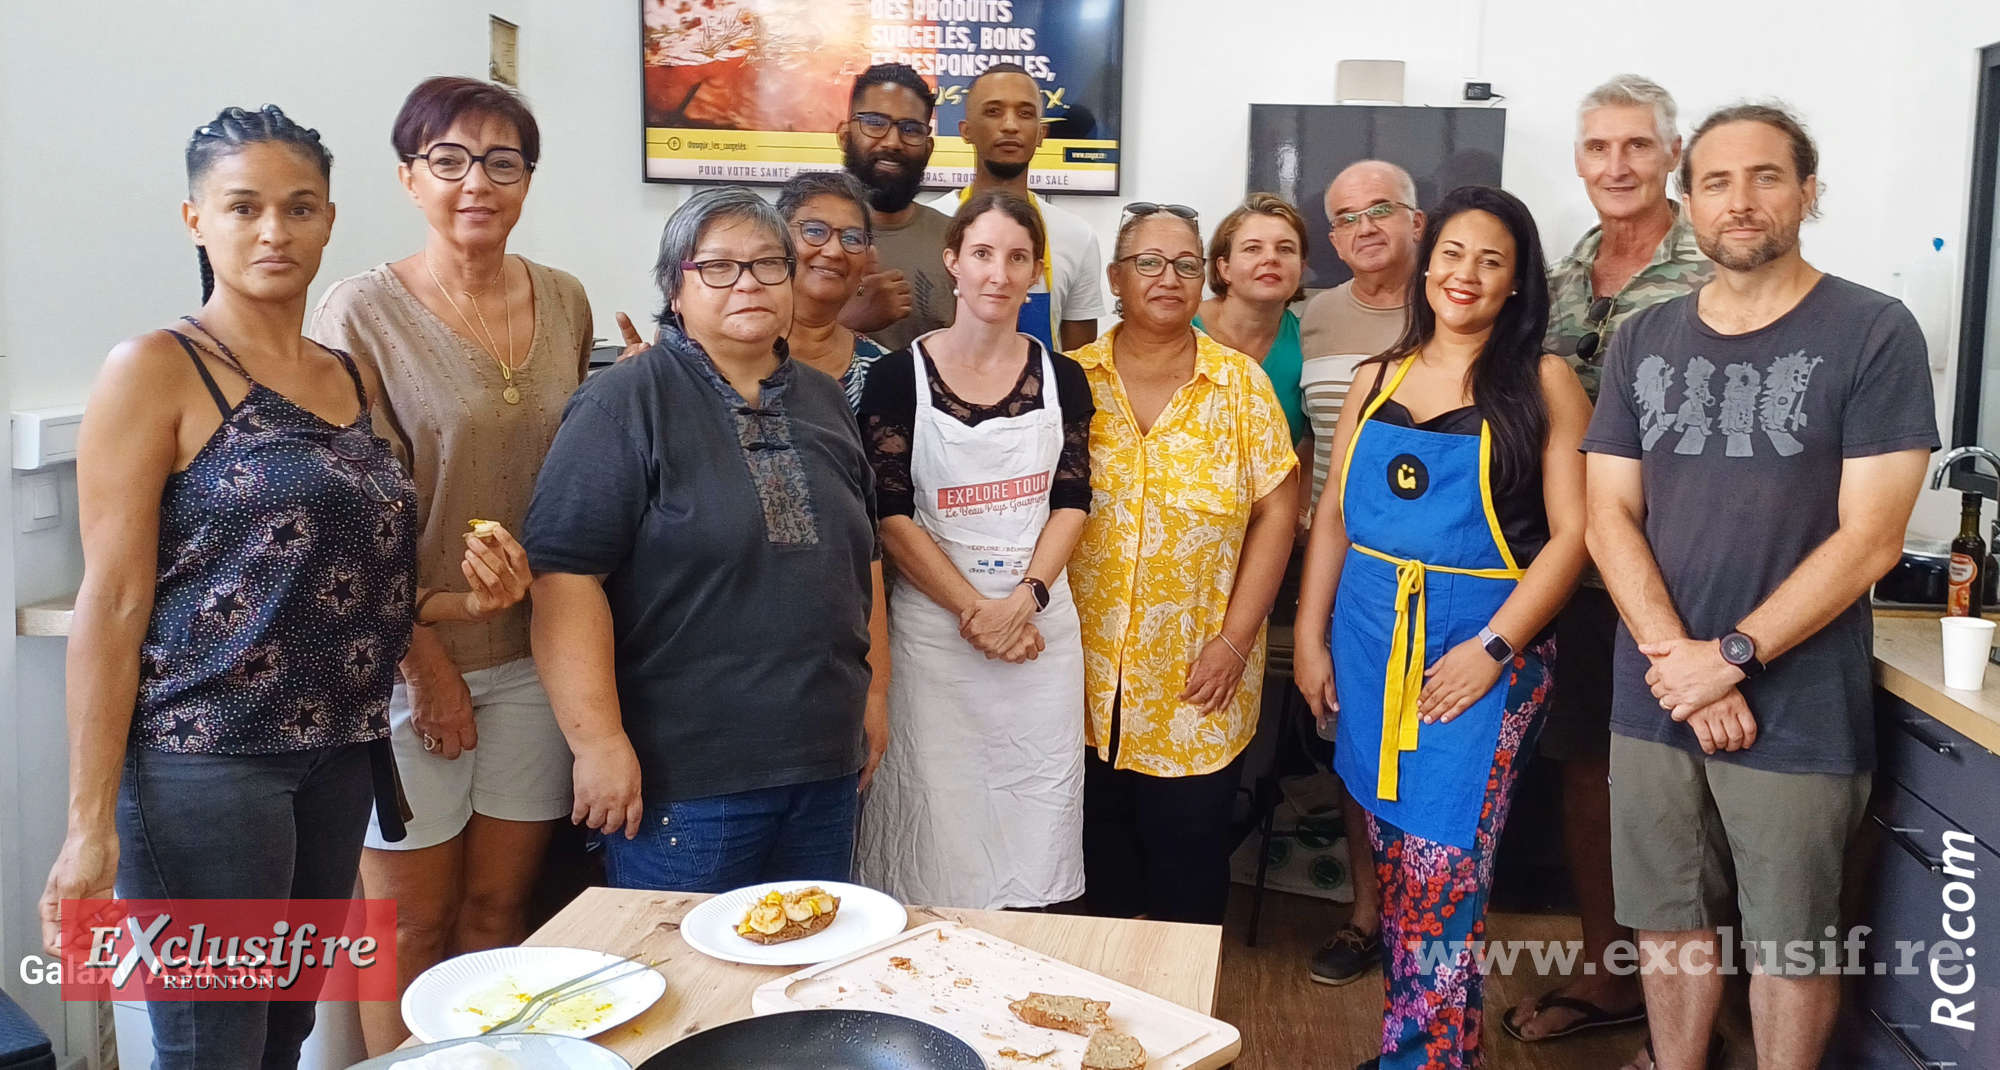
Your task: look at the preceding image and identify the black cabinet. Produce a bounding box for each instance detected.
[1840,692,2000,1070]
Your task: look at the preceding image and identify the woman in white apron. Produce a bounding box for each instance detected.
[854,190,1095,909]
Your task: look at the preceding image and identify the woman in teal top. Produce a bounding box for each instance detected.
[1194,192,1309,444]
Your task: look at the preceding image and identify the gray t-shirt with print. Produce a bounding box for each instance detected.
[867,203,956,353]
[1581,275,1938,775]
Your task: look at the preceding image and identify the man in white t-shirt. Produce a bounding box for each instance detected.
[1295,158,1423,990]
[928,63,1104,352]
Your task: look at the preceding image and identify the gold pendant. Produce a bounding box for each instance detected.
[503,385,522,405]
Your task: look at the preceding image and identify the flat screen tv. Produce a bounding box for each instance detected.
[1247,104,1506,289]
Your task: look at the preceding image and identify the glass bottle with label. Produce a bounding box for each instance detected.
[1948,493,1987,617]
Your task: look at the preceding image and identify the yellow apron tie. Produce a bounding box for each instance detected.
[1353,544,1523,802]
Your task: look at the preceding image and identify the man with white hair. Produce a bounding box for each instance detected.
[1502,74,1710,1048]
[1295,158,1423,988]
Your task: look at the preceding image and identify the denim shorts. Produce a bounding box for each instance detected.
[601,773,859,892]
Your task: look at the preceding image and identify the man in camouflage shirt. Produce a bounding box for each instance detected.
[1505,75,1710,1055]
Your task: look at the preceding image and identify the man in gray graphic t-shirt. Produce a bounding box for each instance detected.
[1583,103,1936,1070]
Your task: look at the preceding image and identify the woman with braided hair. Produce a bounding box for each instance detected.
[37,105,528,1069]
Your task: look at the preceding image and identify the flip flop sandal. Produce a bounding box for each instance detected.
[1500,993,1649,1042]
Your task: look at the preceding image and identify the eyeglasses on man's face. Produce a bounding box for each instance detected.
[792,219,871,254]
[406,143,533,185]
[850,112,932,145]
[1332,201,1414,231]
[681,257,795,288]
[1116,253,1205,279]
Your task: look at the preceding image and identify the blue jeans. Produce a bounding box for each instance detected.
[602,774,859,891]
[116,744,373,1070]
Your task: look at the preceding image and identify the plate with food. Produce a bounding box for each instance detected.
[348,1033,631,1069]
[402,946,667,1043]
[678,880,907,967]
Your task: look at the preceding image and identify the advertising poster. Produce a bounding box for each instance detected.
[641,0,1124,193]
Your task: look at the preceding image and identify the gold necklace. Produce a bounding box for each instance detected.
[426,254,520,404]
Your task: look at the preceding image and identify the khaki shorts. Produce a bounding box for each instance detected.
[1609,735,1870,975]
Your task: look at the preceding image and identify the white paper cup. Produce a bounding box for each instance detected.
[1939,617,1997,690]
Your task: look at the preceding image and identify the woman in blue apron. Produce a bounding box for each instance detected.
[1293,187,1593,1070]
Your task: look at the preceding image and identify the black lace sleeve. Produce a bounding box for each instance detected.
[1049,352,1096,513]
[856,349,918,518]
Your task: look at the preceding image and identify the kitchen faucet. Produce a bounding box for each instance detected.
[1930,445,2000,490]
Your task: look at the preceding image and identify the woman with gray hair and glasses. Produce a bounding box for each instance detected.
[521,186,882,891]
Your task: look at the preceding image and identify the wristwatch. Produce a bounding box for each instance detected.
[1019,577,1050,613]
[1477,625,1513,664]
[1719,630,1766,678]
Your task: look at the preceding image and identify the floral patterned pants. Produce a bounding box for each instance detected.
[1366,637,1553,1070]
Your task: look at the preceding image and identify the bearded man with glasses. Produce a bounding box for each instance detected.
[838,63,954,351]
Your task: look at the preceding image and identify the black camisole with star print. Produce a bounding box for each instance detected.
[131,331,417,754]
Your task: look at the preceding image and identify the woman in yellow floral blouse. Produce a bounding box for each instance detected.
[1069,203,1299,924]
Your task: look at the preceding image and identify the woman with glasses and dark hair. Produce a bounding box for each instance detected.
[1067,203,1300,925]
[37,105,525,1070]
[1194,192,1313,446]
[309,75,598,1053]
[1292,186,1591,1070]
[777,170,890,411]
[852,190,1094,910]
[523,186,880,894]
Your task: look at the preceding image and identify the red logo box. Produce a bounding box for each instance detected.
[60,898,396,1001]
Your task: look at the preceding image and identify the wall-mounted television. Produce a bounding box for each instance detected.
[641,0,1125,194]
[1248,104,1507,289]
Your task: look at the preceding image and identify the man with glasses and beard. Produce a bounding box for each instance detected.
[1584,103,1934,1070]
[930,63,1104,352]
[838,64,955,352]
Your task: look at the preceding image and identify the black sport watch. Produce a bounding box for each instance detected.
[1719,630,1765,678]
[1477,625,1513,664]
[1020,577,1050,613]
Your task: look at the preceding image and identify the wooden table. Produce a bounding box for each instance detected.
[517,887,1224,1064]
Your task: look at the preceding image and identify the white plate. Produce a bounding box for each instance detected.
[679,880,908,967]
[348,1033,632,1069]
[402,946,667,1044]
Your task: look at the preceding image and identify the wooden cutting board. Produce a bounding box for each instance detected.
[750,920,1241,1070]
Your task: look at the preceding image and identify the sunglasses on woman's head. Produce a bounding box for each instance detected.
[1121,202,1199,222]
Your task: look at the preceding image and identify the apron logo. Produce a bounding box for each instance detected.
[1387,454,1428,500]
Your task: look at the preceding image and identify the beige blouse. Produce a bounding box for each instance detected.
[310,258,593,673]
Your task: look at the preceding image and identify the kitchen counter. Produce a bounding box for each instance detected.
[499,887,1223,1065]
[1871,612,2000,757]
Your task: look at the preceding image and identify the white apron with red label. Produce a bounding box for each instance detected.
[853,335,1086,910]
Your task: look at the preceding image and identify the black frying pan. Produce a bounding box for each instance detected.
[638,1009,986,1070]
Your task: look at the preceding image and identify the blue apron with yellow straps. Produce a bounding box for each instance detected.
[1331,358,1525,850]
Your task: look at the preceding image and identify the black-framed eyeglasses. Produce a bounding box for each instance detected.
[404,143,534,184]
[681,257,795,288]
[850,112,932,145]
[329,429,407,509]
[1115,253,1205,279]
[792,219,871,254]
[1122,202,1199,222]
[1573,296,1616,366]
[1332,201,1414,230]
